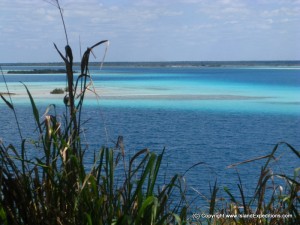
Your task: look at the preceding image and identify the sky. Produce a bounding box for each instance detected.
[0,0,300,63]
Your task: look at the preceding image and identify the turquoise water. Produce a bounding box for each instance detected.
[1,63,300,206]
[2,66,300,114]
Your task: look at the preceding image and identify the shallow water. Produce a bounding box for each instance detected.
[1,64,300,206]
[2,66,300,114]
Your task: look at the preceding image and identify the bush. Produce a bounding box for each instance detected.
[50,88,64,94]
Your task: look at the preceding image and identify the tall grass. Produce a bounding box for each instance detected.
[0,1,188,224]
[0,137,188,224]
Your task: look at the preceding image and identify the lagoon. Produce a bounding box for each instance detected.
[1,62,300,206]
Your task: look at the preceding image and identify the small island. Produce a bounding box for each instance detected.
[50,88,65,94]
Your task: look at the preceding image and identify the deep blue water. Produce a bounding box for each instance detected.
[1,64,300,207]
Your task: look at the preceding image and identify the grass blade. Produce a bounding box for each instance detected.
[0,94,14,110]
[21,82,42,133]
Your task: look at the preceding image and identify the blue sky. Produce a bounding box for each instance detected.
[0,0,300,62]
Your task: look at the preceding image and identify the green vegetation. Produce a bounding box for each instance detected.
[50,88,65,94]
[0,38,187,225]
[0,2,187,224]
[0,0,299,224]
[7,69,68,74]
[0,126,187,224]
[0,92,15,95]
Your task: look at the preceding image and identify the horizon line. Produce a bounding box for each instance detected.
[1,60,300,65]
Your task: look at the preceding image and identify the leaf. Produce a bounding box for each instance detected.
[90,40,108,50]
[209,180,218,215]
[147,148,164,196]
[224,186,237,203]
[85,213,92,225]
[53,43,67,63]
[135,196,155,224]
[21,82,42,133]
[0,94,14,110]
[172,213,182,224]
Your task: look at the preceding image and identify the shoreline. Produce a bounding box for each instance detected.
[1,60,300,68]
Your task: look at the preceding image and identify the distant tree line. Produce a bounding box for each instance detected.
[7,69,68,74]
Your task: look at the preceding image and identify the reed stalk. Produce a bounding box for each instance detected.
[0,1,188,224]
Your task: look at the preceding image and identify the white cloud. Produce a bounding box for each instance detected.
[0,0,299,62]
[262,7,300,17]
[225,20,239,24]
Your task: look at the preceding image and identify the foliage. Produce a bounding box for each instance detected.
[0,138,187,224]
[7,69,67,74]
[50,88,65,94]
[0,1,188,224]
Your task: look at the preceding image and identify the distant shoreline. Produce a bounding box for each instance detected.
[1,60,300,68]
[0,92,16,95]
[7,69,68,74]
